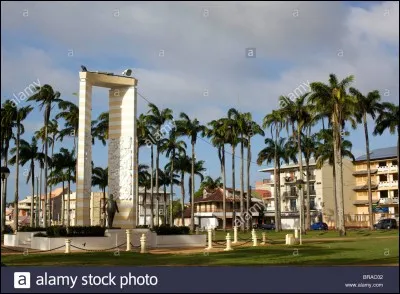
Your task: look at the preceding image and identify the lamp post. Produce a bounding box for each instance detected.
[1,166,11,232]
[296,178,305,245]
[35,176,39,227]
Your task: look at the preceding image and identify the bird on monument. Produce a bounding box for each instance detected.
[81,65,88,72]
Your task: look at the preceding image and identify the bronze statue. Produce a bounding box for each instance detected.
[106,194,119,228]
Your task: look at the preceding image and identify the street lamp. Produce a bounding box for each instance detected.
[1,166,11,232]
[296,178,305,245]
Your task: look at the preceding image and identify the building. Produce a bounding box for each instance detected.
[352,146,398,225]
[137,187,171,226]
[258,157,357,229]
[176,187,264,229]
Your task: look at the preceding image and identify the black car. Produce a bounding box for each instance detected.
[373,218,398,230]
[261,223,276,230]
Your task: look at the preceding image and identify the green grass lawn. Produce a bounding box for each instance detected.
[2,231,398,266]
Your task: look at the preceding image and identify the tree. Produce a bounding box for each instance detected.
[257,138,297,232]
[160,128,186,224]
[188,159,206,205]
[48,169,67,225]
[28,84,62,227]
[263,110,286,231]
[56,100,79,152]
[301,133,319,229]
[205,119,229,230]
[158,167,180,224]
[350,88,383,229]
[279,93,312,234]
[176,112,205,232]
[1,100,16,232]
[242,112,264,230]
[92,112,109,146]
[138,164,150,226]
[373,102,400,194]
[8,105,33,230]
[309,74,357,236]
[51,148,76,227]
[9,137,46,227]
[46,119,60,223]
[146,103,173,227]
[92,166,108,227]
[200,176,222,191]
[315,129,355,227]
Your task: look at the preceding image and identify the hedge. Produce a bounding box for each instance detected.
[36,226,106,237]
[18,226,47,232]
[152,225,190,235]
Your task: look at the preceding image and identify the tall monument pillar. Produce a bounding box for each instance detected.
[76,71,137,228]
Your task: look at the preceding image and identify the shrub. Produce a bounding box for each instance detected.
[46,226,67,237]
[43,225,106,237]
[2,225,14,235]
[136,225,150,229]
[18,226,47,232]
[33,232,47,237]
[153,225,190,235]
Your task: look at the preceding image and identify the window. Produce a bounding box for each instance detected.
[394,190,399,198]
[392,160,398,166]
[380,191,388,198]
[290,187,297,196]
[379,161,386,167]
[290,199,297,211]
[310,198,316,210]
[379,175,388,182]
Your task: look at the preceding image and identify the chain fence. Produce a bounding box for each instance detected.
[1,245,66,253]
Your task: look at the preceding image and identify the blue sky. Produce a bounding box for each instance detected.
[1,1,398,203]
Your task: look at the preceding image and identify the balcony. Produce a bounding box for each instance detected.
[284,176,297,184]
[308,175,316,181]
[379,197,399,205]
[282,191,298,198]
[390,165,398,172]
[378,166,389,173]
[307,189,317,196]
[378,180,398,189]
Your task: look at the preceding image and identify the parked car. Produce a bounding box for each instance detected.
[261,223,276,230]
[373,218,398,230]
[310,222,328,230]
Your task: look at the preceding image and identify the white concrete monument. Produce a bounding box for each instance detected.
[76,71,138,228]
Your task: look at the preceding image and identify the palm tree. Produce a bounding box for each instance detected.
[146,103,173,227]
[28,84,62,227]
[138,164,150,226]
[188,159,206,204]
[46,119,60,223]
[56,100,79,152]
[200,176,222,191]
[279,93,312,234]
[205,119,229,230]
[301,133,319,229]
[243,112,264,230]
[92,166,108,227]
[176,112,205,232]
[52,148,76,227]
[158,167,180,224]
[1,100,16,232]
[373,102,400,194]
[263,110,286,231]
[160,128,186,224]
[92,112,109,145]
[309,74,357,236]
[167,152,191,226]
[9,137,46,227]
[228,108,247,231]
[8,105,33,230]
[349,88,383,229]
[257,137,297,232]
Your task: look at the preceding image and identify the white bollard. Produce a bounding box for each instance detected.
[252,231,258,247]
[285,234,294,245]
[233,226,238,244]
[224,233,233,251]
[206,227,213,250]
[294,228,299,239]
[65,239,71,254]
[261,232,266,245]
[126,229,131,251]
[140,233,146,253]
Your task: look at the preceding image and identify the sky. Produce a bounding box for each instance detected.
[1,1,399,203]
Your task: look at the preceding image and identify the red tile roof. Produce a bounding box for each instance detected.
[40,187,69,200]
[194,188,249,203]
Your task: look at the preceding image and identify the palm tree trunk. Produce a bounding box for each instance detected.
[333,115,346,236]
[102,187,106,227]
[246,138,251,230]
[67,179,71,227]
[363,113,374,230]
[1,144,9,232]
[222,145,227,231]
[156,143,160,226]
[332,164,337,229]
[35,176,39,227]
[397,126,399,196]
[30,162,35,227]
[13,124,21,232]
[240,139,244,231]
[181,172,185,226]
[169,152,174,225]
[135,137,139,227]
[274,128,279,232]
[39,161,43,226]
[305,160,311,230]
[48,137,56,225]
[61,180,65,226]
[190,142,195,231]
[163,183,167,225]
[232,145,236,228]
[44,107,49,228]
[150,145,154,228]
[143,188,147,226]
[277,162,282,231]
[297,126,305,234]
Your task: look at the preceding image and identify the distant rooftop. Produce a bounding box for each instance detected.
[356,147,397,161]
